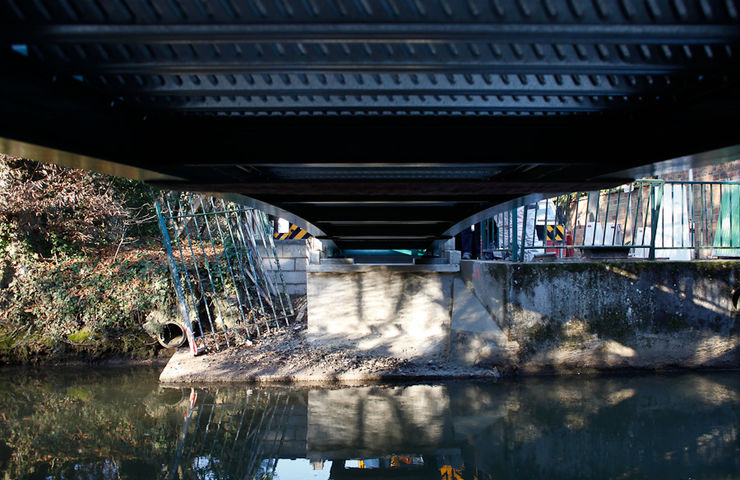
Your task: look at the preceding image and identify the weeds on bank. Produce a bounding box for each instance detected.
[0,155,176,362]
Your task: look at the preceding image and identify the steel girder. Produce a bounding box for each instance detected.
[1,0,739,250]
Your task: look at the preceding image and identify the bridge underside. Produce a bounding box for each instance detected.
[1,0,739,251]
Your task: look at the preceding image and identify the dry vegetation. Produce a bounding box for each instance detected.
[0,155,176,363]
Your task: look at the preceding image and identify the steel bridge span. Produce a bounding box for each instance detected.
[1,0,739,252]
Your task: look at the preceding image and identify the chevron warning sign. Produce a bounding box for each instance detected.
[440,465,464,480]
[274,223,312,240]
[546,225,565,241]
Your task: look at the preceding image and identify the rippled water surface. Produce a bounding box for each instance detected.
[0,367,738,479]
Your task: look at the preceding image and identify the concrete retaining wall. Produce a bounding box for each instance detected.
[461,260,740,372]
[305,259,739,372]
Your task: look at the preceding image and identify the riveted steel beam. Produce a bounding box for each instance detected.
[47,58,732,76]
[4,23,739,45]
[28,38,738,76]
[94,72,680,97]
[3,0,739,25]
[314,223,455,237]
[149,94,620,113]
[283,205,479,223]
[2,0,740,251]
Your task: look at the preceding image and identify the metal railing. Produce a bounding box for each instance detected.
[481,180,740,262]
[156,193,293,355]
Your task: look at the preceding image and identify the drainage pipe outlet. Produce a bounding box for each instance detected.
[157,322,187,349]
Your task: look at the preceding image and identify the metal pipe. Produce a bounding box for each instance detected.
[155,201,199,355]
[177,197,227,349]
[217,199,263,336]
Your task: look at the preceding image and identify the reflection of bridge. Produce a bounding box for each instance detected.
[166,385,482,480]
[164,378,740,480]
[1,1,740,251]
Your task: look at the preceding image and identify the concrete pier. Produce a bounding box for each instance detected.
[306,262,459,361]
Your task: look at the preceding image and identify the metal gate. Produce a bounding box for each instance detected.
[156,194,293,356]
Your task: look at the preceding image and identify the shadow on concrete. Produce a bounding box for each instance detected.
[462,260,740,371]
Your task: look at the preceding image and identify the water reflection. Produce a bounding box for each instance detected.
[0,368,739,479]
[167,389,294,480]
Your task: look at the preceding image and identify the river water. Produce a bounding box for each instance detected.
[0,367,738,479]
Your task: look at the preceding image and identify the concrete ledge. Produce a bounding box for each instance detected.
[321,258,355,264]
[307,263,460,273]
[159,347,500,384]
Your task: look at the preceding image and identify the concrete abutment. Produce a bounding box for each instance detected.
[306,257,740,372]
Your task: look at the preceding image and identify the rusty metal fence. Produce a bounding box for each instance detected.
[156,194,293,356]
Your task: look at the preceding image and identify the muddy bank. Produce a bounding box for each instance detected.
[0,345,176,367]
[0,244,180,365]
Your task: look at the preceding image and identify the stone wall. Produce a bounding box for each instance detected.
[461,260,740,372]
[259,238,319,296]
[660,158,740,182]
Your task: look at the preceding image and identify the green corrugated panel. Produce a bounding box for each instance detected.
[713,184,740,257]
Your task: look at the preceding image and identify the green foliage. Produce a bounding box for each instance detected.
[67,330,92,344]
[0,154,176,362]
[1,249,175,361]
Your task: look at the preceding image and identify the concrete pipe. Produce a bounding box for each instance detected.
[157,322,187,349]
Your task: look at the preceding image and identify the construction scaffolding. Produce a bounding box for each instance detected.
[156,194,293,356]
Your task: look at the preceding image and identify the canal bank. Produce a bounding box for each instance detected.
[159,259,740,383]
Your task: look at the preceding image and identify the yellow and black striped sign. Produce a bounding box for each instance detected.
[273,223,312,240]
[546,225,565,241]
